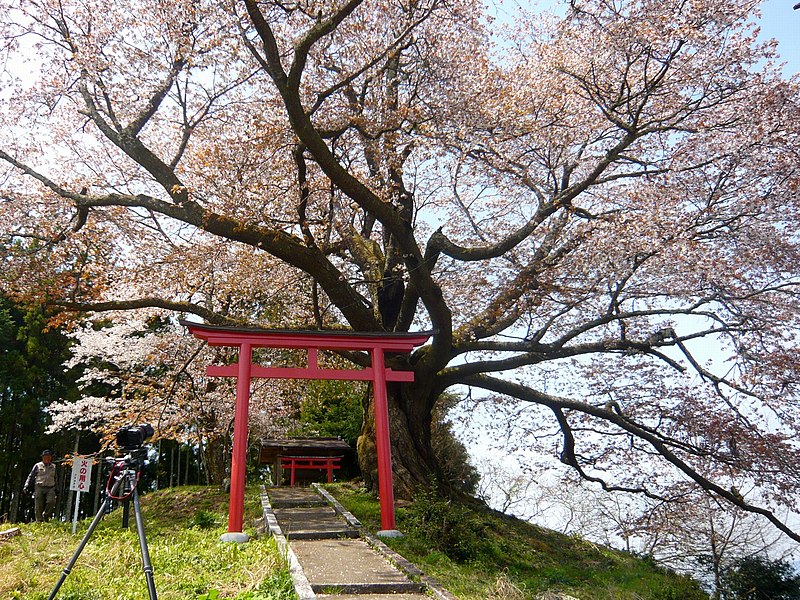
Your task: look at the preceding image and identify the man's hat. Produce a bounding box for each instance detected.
[41,449,52,456]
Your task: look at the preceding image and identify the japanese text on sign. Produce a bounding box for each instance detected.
[69,457,93,492]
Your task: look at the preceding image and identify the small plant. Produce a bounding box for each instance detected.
[318,585,345,595]
[191,509,219,529]
[234,571,297,599]
[490,571,525,600]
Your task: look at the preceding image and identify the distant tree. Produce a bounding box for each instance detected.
[0,298,80,521]
[722,556,800,600]
[514,477,794,599]
[431,418,479,497]
[291,379,366,447]
[477,460,540,520]
[633,490,791,599]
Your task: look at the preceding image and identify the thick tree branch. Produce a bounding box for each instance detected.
[427,202,560,261]
[241,0,289,85]
[55,298,237,325]
[76,74,185,199]
[461,373,800,543]
[0,156,379,330]
[288,0,365,91]
[552,406,668,500]
[127,55,188,137]
[241,0,453,362]
[0,149,81,200]
[451,210,575,344]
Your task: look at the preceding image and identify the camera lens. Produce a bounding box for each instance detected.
[115,424,155,448]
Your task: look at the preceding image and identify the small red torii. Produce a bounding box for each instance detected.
[181,320,432,539]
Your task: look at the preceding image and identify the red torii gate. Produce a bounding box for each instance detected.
[181,320,432,539]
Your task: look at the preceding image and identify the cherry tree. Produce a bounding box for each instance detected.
[49,310,301,482]
[641,492,792,599]
[477,459,541,521]
[1,0,799,541]
[571,482,792,599]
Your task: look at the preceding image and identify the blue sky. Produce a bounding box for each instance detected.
[488,0,799,78]
[759,0,800,77]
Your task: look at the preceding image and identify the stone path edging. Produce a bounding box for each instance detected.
[260,489,316,600]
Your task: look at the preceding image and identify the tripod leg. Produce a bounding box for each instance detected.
[48,490,116,599]
[132,485,158,600]
[122,498,131,529]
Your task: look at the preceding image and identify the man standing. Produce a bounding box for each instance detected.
[24,450,58,522]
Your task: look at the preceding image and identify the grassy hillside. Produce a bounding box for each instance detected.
[325,483,708,600]
[2,483,708,600]
[0,486,294,600]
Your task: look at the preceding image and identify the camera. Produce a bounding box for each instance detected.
[115,424,155,449]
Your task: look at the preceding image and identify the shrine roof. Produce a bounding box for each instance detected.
[260,437,352,450]
[258,437,352,462]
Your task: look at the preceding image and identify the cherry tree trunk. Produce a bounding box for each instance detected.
[202,437,229,486]
[357,380,440,499]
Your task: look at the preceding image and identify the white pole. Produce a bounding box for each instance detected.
[71,491,81,534]
[66,432,79,522]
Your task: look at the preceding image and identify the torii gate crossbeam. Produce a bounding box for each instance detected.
[181,320,432,537]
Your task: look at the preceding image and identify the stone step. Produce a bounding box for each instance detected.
[267,487,327,508]
[291,539,421,594]
[311,583,426,595]
[263,486,454,599]
[282,528,359,540]
[274,506,359,539]
[316,596,430,600]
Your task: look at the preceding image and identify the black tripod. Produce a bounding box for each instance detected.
[48,453,157,600]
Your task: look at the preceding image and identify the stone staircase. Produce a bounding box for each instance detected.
[261,485,456,600]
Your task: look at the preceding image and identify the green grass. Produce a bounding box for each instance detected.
[324,483,708,600]
[3,482,709,599]
[0,486,296,600]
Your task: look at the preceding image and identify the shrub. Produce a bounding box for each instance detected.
[722,555,800,600]
[402,488,485,562]
[432,394,480,495]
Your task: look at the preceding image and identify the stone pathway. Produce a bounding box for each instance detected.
[261,486,456,600]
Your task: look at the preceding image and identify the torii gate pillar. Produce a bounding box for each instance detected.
[231,341,252,539]
[182,321,432,539]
